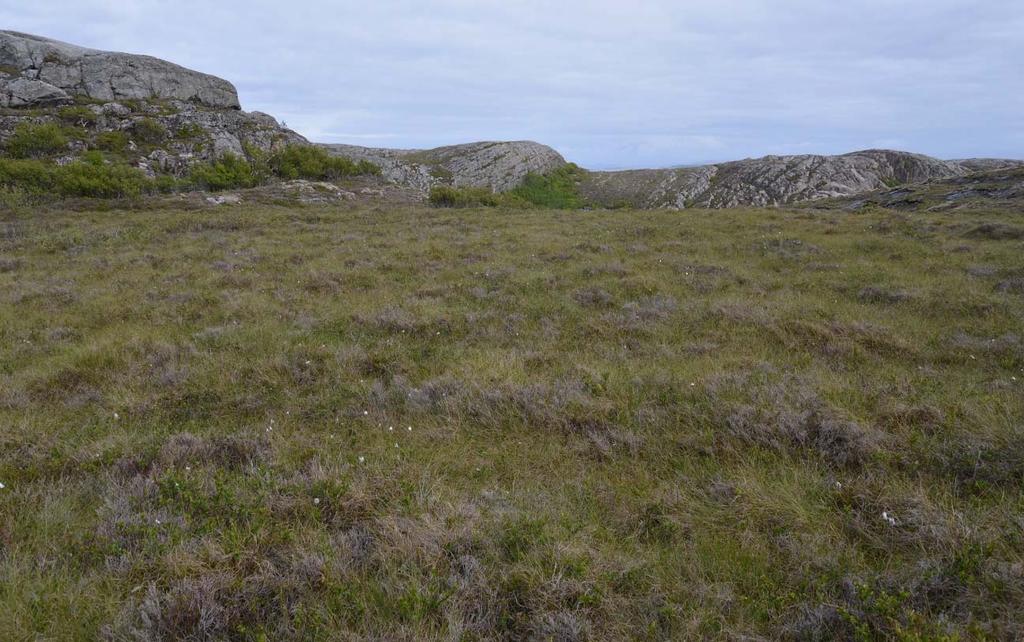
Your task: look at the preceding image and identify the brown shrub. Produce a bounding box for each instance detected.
[995,277,1024,294]
[857,286,912,304]
[157,432,266,470]
[572,287,615,308]
[714,378,882,467]
[963,223,1024,240]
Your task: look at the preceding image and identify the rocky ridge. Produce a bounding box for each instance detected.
[2,30,1022,207]
[579,150,1024,209]
[814,165,1024,214]
[321,141,566,193]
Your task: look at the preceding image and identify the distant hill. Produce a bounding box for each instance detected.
[320,141,566,193]
[2,30,1022,208]
[579,150,1024,209]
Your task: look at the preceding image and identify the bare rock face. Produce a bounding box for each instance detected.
[0,31,239,109]
[580,150,1016,209]
[0,76,70,107]
[320,140,566,193]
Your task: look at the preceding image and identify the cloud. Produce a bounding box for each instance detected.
[2,0,1021,167]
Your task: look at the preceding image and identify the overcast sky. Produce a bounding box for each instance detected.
[3,0,1022,168]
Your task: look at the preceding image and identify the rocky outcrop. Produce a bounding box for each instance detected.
[0,77,70,108]
[0,31,239,109]
[0,31,305,177]
[819,165,1024,214]
[320,140,566,193]
[579,150,1000,209]
[0,97,306,175]
[953,158,1024,173]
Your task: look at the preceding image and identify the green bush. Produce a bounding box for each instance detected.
[132,117,167,145]
[175,123,206,140]
[507,163,586,209]
[426,164,587,210]
[5,122,69,159]
[58,105,98,127]
[428,185,500,208]
[0,185,30,212]
[268,144,381,181]
[93,130,130,153]
[0,156,163,199]
[54,159,152,198]
[0,158,56,192]
[189,153,257,191]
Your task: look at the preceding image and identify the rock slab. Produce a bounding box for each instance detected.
[0,31,239,109]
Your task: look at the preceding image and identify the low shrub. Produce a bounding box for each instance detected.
[428,185,500,208]
[175,123,206,140]
[507,163,586,209]
[54,156,153,198]
[132,118,167,145]
[268,144,381,181]
[0,158,57,192]
[0,156,170,199]
[94,130,130,153]
[58,105,98,127]
[189,153,257,191]
[427,164,587,209]
[5,122,69,158]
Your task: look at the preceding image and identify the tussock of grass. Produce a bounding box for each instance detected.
[1,203,1022,639]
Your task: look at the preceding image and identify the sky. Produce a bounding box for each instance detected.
[2,0,1022,169]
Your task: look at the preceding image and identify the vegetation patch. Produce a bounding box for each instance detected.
[427,184,499,208]
[268,144,381,181]
[428,163,588,209]
[188,152,258,191]
[0,154,173,198]
[4,122,71,158]
[1,202,1020,639]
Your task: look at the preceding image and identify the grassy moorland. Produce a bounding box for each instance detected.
[0,198,1022,640]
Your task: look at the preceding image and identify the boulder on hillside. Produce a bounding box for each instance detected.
[0,76,71,108]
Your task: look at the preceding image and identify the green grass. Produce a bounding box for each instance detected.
[0,200,1022,640]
